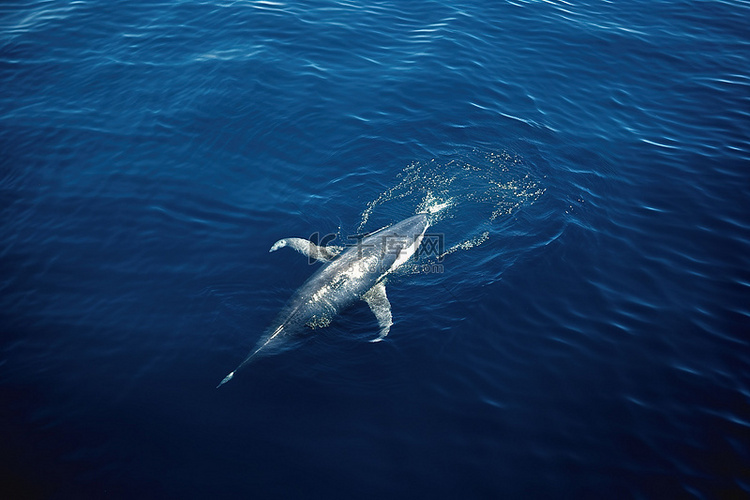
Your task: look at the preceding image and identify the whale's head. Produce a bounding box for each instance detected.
[391,212,429,238]
[376,213,430,273]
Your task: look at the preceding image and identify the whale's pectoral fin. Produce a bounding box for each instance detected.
[269,238,342,262]
[362,281,393,342]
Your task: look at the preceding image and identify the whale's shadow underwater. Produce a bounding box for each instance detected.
[217,212,430,387]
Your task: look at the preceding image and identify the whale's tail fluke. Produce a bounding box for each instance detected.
[216,330,280,388]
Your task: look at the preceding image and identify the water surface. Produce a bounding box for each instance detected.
[1,0,749,498]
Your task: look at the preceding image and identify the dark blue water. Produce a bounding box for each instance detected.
[2,0,749,498]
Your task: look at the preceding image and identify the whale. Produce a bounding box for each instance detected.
[217,212,430,387]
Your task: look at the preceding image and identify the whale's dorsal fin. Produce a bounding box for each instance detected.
[269,237,342,262]
[362,281,392,342]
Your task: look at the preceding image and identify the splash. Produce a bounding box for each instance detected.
[358,149,545,266]
[417,191,454,217]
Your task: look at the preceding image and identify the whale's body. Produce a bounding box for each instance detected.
[217,213,430,387]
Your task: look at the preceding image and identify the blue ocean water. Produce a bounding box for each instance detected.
[2,0,749,497]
